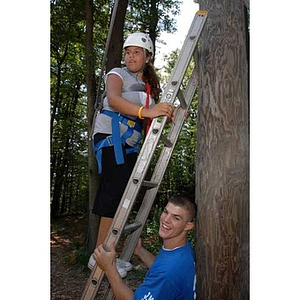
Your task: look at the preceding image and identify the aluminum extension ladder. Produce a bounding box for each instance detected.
[81,10,208,300]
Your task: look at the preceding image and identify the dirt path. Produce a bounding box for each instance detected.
[51,215,146,300]
[51,215,90,299]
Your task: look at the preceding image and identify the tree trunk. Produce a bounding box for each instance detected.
[85,0,129,254]
[195,1,249,299]
[51,151,68,219]
[149,0,159,61]
[86,0,100,254]
[106,0,129,71]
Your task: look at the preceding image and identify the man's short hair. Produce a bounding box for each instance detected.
[168,194,197,222]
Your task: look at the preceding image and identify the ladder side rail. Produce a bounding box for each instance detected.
[164,12,207,90]
[81,266,106,300]
[119,67,199,263]
[81,80,181,300]
[104,68,199,300]
[82,75,197,300]
[102,61,199,244]
[167,69,199,141]
[101,118,168,248]
[81,116,170,300]
[81,120,166,300]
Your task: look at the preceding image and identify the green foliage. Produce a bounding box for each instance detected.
[155,49,198,204]
[50,0,197,220]
[126,0,182,35]
[51,0,91,217]
[141,205,163,255]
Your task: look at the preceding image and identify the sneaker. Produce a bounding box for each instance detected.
[116,258,133,272]
[88,254,96,270]
[88,254,127,278]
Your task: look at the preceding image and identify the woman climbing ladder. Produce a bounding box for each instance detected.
[88,32,174,277]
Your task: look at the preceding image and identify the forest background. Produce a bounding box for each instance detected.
[50,0,197,220]
[1,0,300,299]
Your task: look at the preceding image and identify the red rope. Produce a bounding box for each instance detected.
[145,83,152,134]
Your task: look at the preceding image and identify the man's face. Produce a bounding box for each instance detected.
[158,202,193,243]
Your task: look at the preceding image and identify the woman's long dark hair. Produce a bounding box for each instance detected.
[142,50,161,103]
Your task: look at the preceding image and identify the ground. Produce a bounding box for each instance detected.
[51,215,147,300]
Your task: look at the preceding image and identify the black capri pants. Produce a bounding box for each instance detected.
[92,133,138,218]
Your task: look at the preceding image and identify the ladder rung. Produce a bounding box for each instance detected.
[177,89,187,109]
[142,180,158,188]
[124,222,142,233]
[160,134,173,147]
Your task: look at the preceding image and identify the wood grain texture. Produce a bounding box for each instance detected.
[196,0,249,299]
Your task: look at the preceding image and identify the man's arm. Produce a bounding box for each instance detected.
[134,238,155,269]
[104,266,133,300]
[93,243,134,300]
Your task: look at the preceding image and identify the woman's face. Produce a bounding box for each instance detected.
[124,46,148,73]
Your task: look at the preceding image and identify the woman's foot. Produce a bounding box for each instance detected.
[116,258,133,271]
[88,255,131,278]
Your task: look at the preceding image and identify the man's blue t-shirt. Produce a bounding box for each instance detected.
[134,241,196,300]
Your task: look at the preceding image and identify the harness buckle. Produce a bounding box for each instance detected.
[106,136,113,146]
[127,119,135,128]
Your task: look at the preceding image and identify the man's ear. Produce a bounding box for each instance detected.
[184,221,194,231]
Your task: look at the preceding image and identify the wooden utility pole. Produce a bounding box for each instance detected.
[195,0,249,299]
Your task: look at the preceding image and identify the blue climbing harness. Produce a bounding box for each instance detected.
[93,110,142,174]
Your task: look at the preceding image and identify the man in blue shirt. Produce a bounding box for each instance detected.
[93,195,197,299]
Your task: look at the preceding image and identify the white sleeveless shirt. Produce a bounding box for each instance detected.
[93,67,155,147]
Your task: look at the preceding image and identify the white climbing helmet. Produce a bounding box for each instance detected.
[123,33,154,54]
